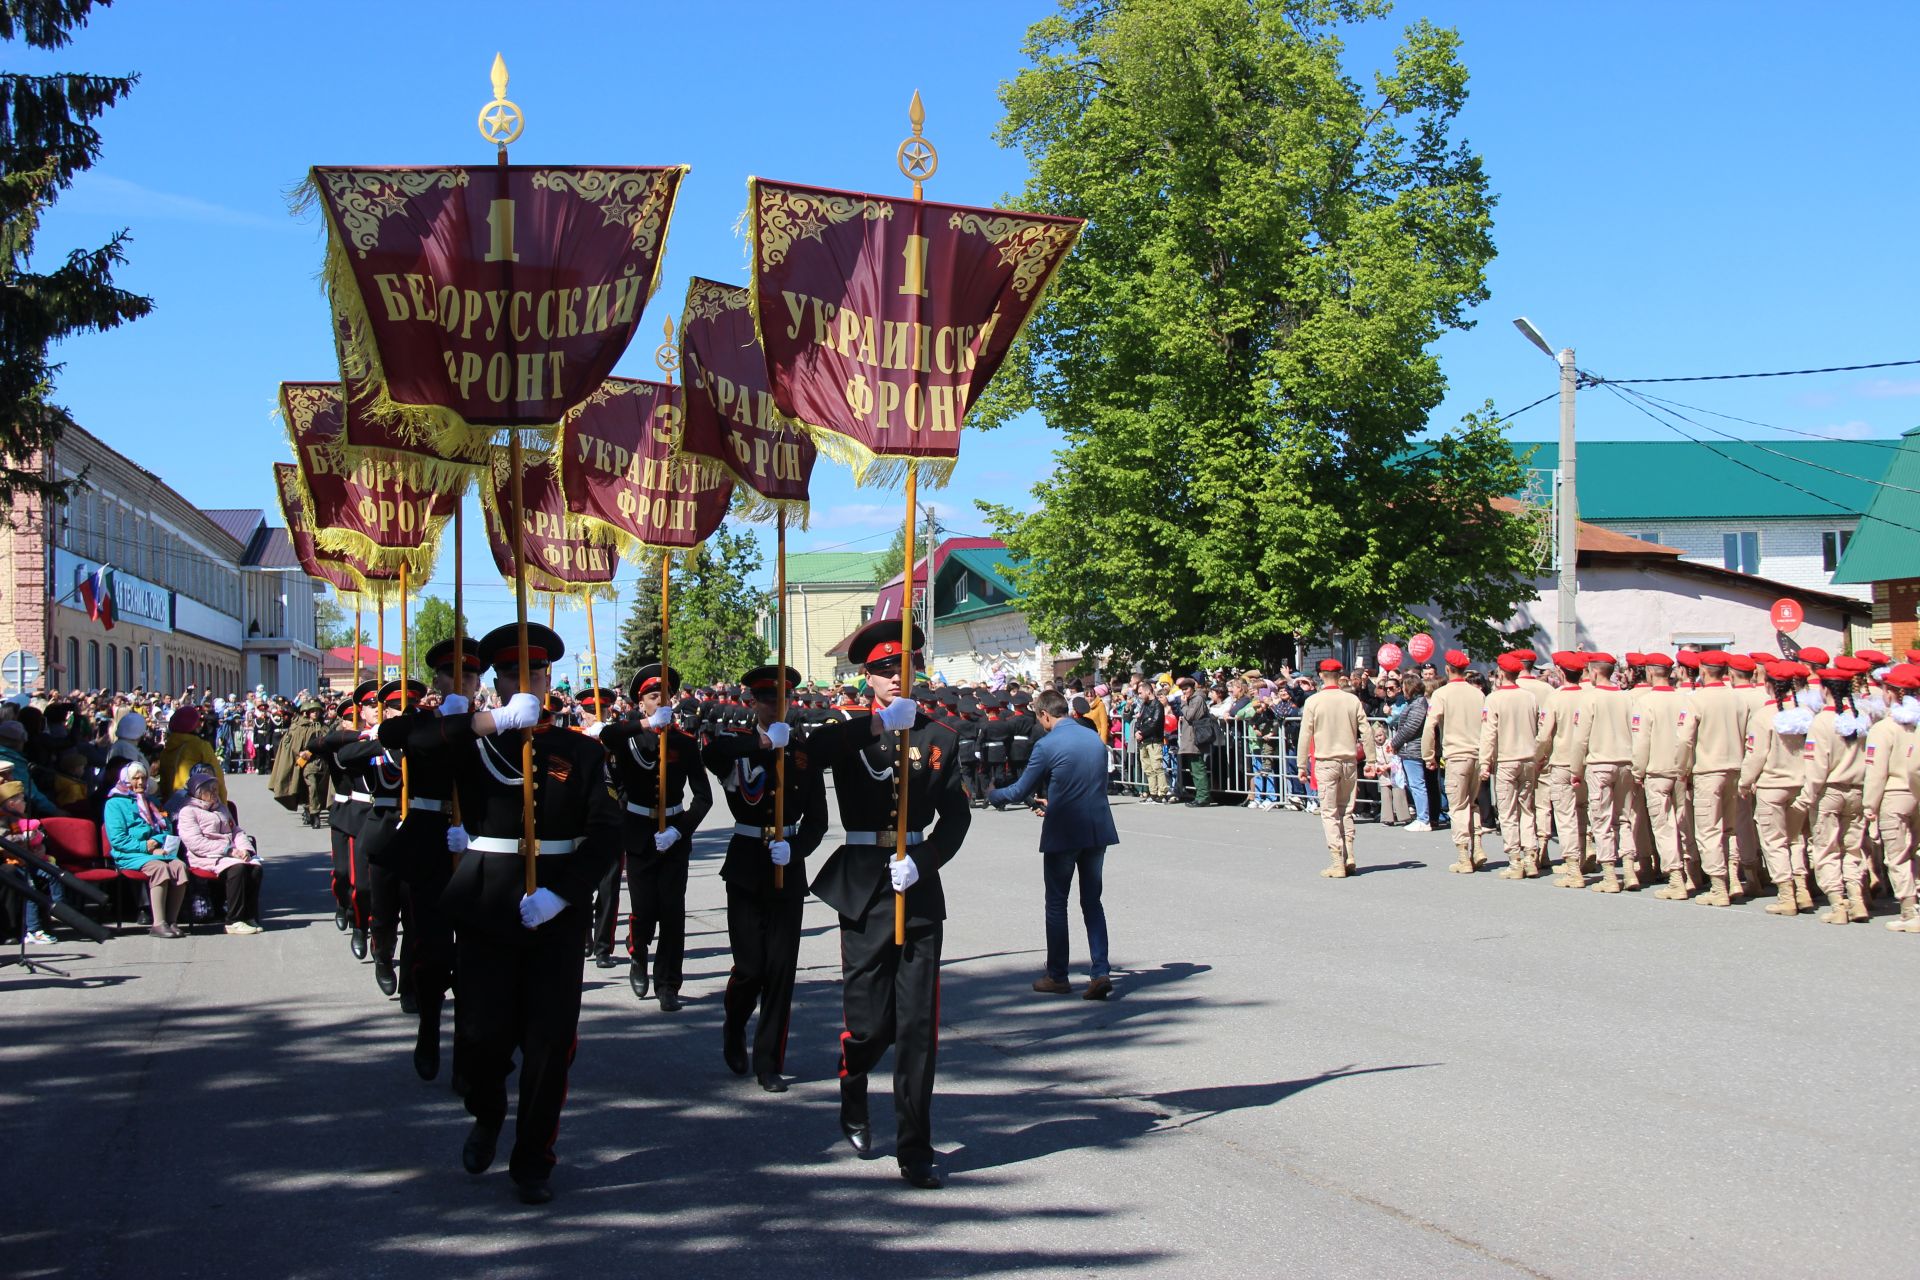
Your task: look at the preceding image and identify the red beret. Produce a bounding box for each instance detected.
[1699,650,1731,665]
[1727,655,1756,673]
[1676,650,1702,669]
[1797,647,1830,666]
[1585,651,1615,665]
[1856,650,1890,665]
[1551,651,1589,670]
[1835,656,1871,675]
[1642,652,1674,667]
[1813,667,1850,682]
[1748,651,1778,663]
[1513,649,1537,663]
[1623,652,1645,666]
[1496,653,1525,674]
[1443,649,1470,667]
[1885,664,1920,690]
[1318,659,1343,673]
[1906,649,1920,664]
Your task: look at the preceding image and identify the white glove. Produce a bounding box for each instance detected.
[764,721,792,749]
[518,887,566,929]
[489,692,543,734]
[889,854,920,893]
[645,707,675,730]
[654,828,681,852]
[769,839,791,866]
[876,696,918,732]
[359,728,378,740]
[438,694,470,716]
[583,721,605,738]
[446,824,470,853]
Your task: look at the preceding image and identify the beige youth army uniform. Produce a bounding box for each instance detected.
[1480,681,1541,877]
[1299,685,1367,876]
[1804,705,1867,922]
[1686,680,1751,903]
[1577,681,1640,888]
[1632,684,1694,898]
[1424,677,1487,872]
[1864,713,1917,923]
[1739,697,1812,914]
[1535,679,1590,885]
[1734,678,1772,883]
[1517,674,1556,857]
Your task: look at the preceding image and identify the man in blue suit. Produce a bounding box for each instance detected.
[988,689,1120,999]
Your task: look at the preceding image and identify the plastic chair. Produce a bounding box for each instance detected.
[40,815,125,928]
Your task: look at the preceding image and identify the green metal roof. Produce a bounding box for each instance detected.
[777,550,890,586]
[1830,425,1920,584]
[939,546,1022,621]
[1513,440,1898,521]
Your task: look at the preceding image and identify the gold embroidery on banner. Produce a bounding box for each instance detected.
[556,376,649,428]
[757,188,893,265]
[531,169,676,256]
[281,384,338,442]
[946,212,1079,301]
[318,169,471,258]
[684,279,745,325]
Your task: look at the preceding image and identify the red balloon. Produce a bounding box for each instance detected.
[1376,643,1404,672]
[1408,633,1435,663]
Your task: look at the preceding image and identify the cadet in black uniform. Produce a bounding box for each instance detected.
[319,680,377,937]
[362,678,424,1001]
[807,619,971,1190]
[702,663,829,1092]
[601,661,713,1009]
[378,622,621,1206]
[1007,693,1038,784]
[318,681,388,960]
[977,694,1011,798]
[574,686,627,970]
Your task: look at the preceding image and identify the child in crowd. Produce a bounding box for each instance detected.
[1367,724,1411,826]
[1,778,60,944]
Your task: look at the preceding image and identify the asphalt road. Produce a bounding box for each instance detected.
[5,775,1916,1279]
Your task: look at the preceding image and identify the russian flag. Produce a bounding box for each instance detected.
[79,564,115,630]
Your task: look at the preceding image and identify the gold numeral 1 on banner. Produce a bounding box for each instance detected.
[485,199,520,263]
[898,234,930,297]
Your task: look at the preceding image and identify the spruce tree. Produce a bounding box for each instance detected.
[1,0,151,502]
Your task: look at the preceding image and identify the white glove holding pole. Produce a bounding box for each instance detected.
[438,694,470,716]
[769,839,791,867]
[654,828,680,853]
[447,825,470,853]
[519,888,566,929]
[876,696,918,732]
[583,721,605,738]
[889,854,920,893]
[645,706,675,730]
[764,721,791,749]
[489,693,543,734]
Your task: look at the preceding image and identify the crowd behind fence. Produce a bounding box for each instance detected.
[1106,716,1398,819]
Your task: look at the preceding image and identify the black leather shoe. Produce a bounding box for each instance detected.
[840,1079,871,1157]
[333,910,348,932]
[399,988,418,1015]
[349,928,368,960]
[722,1026,749,1076]
[413,1026,440,1082]
[899,1161,944,1189]
[656,986,682,1013]
[461,1121,499,1174]
[629,958,650,1000]
[450,1071,468,1099]
[373,958,397,997]
[594,953,620,970]
[757,1070,789,1094]
[514,1179,553,1206]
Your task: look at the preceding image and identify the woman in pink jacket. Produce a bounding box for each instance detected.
[176,772,264,935]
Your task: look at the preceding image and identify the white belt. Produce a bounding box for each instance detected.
[353,793,399,810]
[466,836,582,856]
[1013,735,1030,741]
[348,791,377,804]
[845,829,923,846]
[734,822,800,839]
[406,797,445,813]
[627,802,684,818]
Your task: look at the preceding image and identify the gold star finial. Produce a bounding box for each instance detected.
[478,52,525,149]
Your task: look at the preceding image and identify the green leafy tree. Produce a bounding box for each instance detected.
[872,523,909,586]
[979,0,1536,669]
[1,1,151,503]
[406,595,469,683]
[314,596,351,651]
[613,527,771,689]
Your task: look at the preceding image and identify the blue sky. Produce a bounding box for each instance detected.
[20,1,1920,682]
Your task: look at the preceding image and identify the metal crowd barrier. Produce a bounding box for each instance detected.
[1106,713,1399,818]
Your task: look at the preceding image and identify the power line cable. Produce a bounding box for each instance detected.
[1599,358,1920,385]
[1627,389,1911,452]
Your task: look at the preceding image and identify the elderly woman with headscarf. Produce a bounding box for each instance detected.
[176,770,263,935]
[103,759,187,938]
[155,705,224,809]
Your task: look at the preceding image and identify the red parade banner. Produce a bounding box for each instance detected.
[746,176,1081,486]
[305,164,688,454]
[280,381,462,575]
[479,446,617,599]
[557,377,733,557]
[679,276,816,525]
[273,463,399,603]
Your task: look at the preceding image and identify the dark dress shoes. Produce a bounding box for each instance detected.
[629,957,650,1000]
[413,1028,440,1082]
[839,1078,872,1156]
[373,958,397,997]
[333,910,349,932]
[399,988,418,1015]
[899,1161,944,1190]
[1032,975,1073,995]
[656,986,682,1013]
[461,1121,499,1174]
[722,1027,749,1076]
[1084,976,1114,1001]
[757,1070,788,1094]
[514,1179,553,1205]
[349,928,368,960]
[593,953,620,970]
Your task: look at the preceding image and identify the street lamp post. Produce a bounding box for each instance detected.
[1514,317,1578,652]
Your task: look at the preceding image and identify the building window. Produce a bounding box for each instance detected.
[860,605,875,625]
[123,648,134,691]
[87,640,100,690]
[1722,531,1759,575]
[953,574,969,605]
[1821,529,1853,573]
[106,643,117,691]
[66,638,78,690]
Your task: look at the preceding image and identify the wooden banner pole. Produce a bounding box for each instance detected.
[658,550,670,832]
[893,462,917,946]
[775,511,788,891]
[586,591,603,722]
[398,559,410,819]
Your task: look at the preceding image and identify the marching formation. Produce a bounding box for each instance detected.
[1299,645,1920,933]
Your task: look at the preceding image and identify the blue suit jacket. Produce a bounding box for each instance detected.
[988,717,1120,853]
